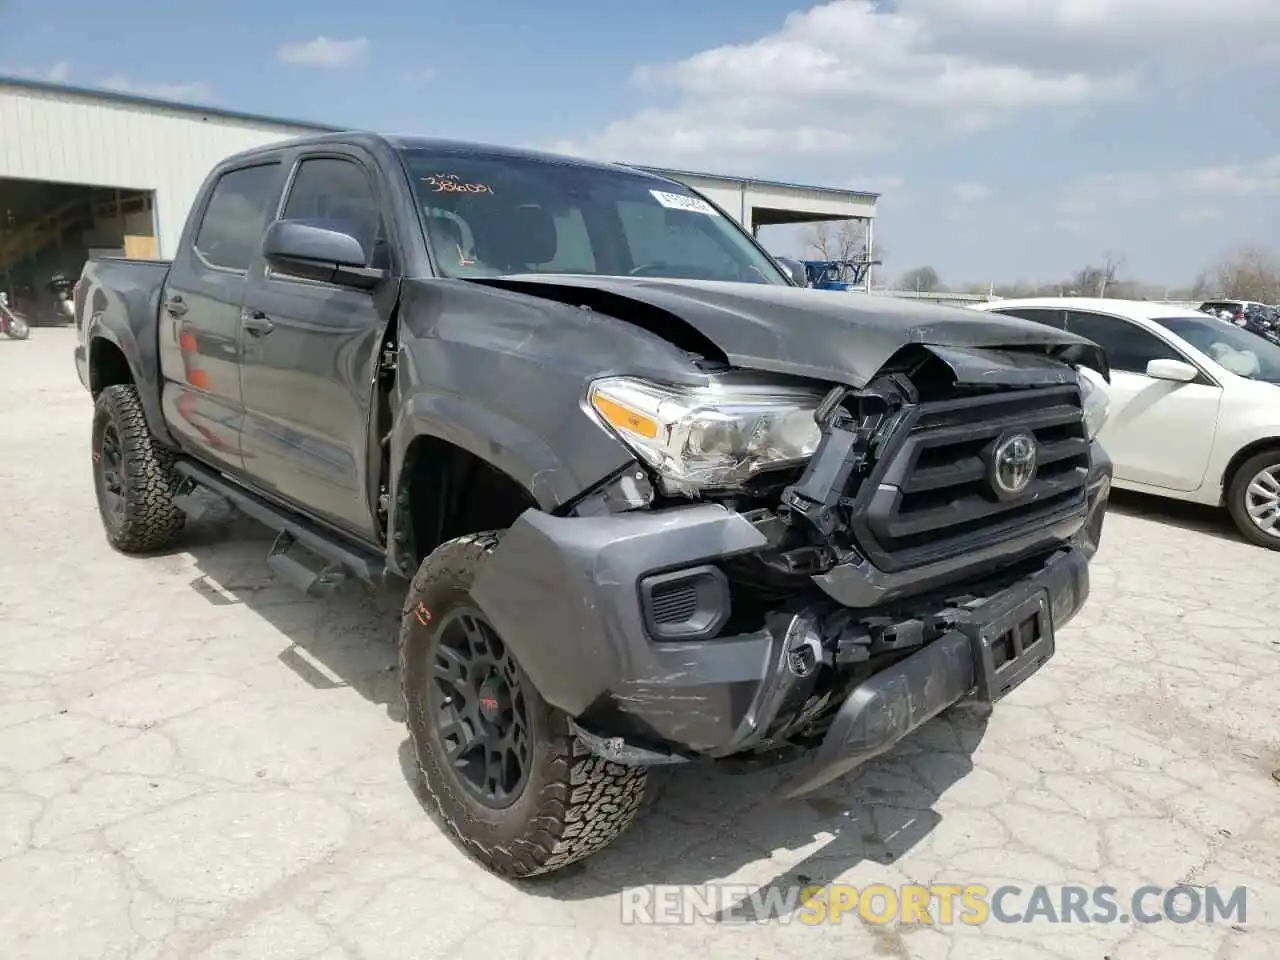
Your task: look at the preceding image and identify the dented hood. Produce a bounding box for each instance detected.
[482,275,1107,387]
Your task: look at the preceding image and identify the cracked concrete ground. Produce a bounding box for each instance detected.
[2,328,1278,960]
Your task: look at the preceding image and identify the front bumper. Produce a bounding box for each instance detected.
[471,442,1110,768]
[777,547,1080,797]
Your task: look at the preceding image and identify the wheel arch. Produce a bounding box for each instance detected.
[1222,436,1280,504]
[87,328,176,448]
[88,335,133,396]
[388,429,542,577]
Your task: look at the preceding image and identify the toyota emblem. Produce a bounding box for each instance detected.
[990,431,1038,499]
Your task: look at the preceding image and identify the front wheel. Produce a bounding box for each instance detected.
[3,316,28,339]
[1226,450,1280,550]
[399,532,648,878]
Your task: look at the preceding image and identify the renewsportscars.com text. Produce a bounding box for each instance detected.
[619,883,1248,926]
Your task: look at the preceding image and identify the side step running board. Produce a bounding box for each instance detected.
[173,460,385,594]
[267,531,349,597]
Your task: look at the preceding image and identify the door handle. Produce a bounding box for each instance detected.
[241,311,274,336]
[164,295,188,317]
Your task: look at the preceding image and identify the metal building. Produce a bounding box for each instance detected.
[1,75,878,319]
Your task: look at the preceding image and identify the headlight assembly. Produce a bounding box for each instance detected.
[587,376,824,493]
[1076,365,1110,440]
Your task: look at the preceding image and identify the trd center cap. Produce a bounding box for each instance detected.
[477,677,507,723]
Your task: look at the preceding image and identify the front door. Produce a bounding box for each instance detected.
[1064,310,1222,492]
[238,152,399,542]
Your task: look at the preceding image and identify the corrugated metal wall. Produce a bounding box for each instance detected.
[0,84,316,256]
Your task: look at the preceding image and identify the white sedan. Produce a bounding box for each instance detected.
[969,297,1280,550]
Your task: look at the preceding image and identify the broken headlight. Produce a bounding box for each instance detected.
[587,376,825,492]
[1076,365,1110,440]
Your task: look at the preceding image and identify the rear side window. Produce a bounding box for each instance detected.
[193,164,279,272]
[1064,310,1180,374]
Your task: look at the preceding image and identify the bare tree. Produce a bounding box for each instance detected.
[899,265,943,293]
[1099,251,1125,297]
[1070,251,1126,297]
[802,219,884,288]
[806,220,862,261]
[932,245,1280,305]
[1198,246,1280,303]
[804,221,884,264]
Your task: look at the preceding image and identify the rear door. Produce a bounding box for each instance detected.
[1062,309,1222,492]
[238,149,400,542]
[158,161,282,476]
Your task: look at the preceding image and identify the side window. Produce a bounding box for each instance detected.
[1065,310,1179,374]
[991,307,1066,328]
[616,200,738,277]
[281,157,385,267]
[192,164,279,272]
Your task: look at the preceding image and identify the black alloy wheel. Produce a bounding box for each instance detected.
[427,606,532,808]
[400,532,649,878]
[95,421,127,526]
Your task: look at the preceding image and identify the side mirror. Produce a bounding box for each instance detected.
[774,257,809,287]
[1146,358,1199,382]
[262,220,385,290]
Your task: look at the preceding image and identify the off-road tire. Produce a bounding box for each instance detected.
[91,384,185,553]
[399,532,649,878]
[1226,449,1280,551]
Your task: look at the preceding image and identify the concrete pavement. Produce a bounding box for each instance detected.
[1,328,1277,959]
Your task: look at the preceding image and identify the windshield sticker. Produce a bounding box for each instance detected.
[650,190,719,216]
[422,174,494,195]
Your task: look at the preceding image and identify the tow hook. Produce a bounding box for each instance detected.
[570,722,689,766]
[785,613,825,678]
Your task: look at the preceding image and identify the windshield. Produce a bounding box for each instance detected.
[399,148,788,285]
[1153,314,1280,382]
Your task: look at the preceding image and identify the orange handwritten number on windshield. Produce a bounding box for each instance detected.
[422,174,493,195]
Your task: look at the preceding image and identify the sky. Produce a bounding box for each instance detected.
[2,0,1279,288]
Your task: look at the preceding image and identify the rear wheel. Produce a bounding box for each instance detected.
[1226,450,1280,550]
[91,384,185,553]
[399,532,648,877]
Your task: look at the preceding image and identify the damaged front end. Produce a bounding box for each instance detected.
[471,341,1112,794]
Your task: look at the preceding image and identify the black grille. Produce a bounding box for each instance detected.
[650,583,700,624]
[849,384,1089,572]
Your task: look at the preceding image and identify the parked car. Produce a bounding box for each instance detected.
[1198,299,1279,342]
[971,297,1280,549]
[75,133,1112,878]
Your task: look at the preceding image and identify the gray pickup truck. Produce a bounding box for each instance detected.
[74,133,1113,878]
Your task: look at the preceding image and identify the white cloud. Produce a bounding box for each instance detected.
[2,61,72,83]
[401,68,437,88]
[909,0,1280,70]
[952,182,991,204]
[552,0,1280,169]
[1053,156,1280,232]
[942,182,993,221]
[1059,156,1280,212]
[277,36,370,68]
[844,174,908,203]
[97,76,212,102]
